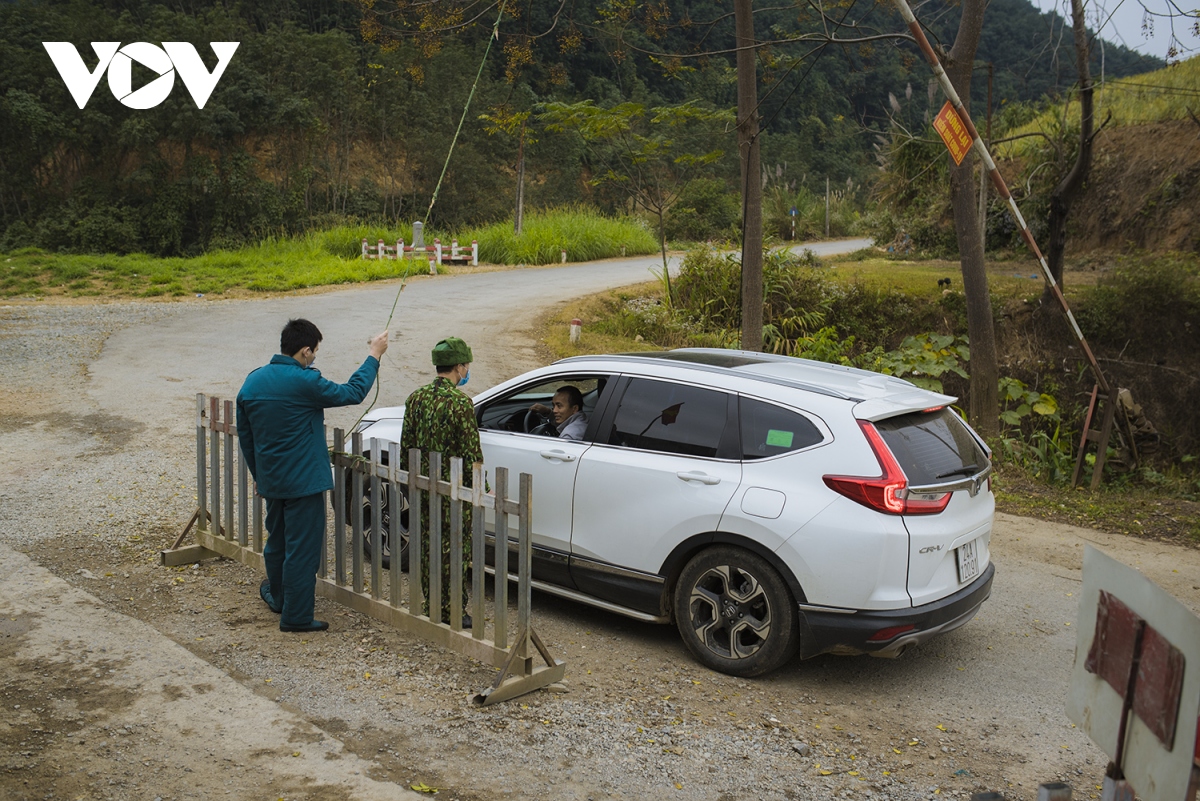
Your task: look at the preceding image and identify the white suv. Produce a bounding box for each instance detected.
[352,349,995,677]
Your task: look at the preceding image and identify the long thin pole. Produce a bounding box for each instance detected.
[891,0,1110,394]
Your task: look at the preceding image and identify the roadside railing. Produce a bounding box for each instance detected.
[162,393,564,705]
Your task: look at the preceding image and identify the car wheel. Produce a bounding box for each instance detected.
[673,546,799,677]
[343,470,409,571]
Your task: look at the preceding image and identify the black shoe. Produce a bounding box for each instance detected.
[280,619,329,633]
[460,614,473,629]
[259,579,281,614]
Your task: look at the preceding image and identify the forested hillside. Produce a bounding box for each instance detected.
[0,0,1162,256]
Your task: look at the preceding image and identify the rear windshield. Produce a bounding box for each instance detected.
[874,408,988,485]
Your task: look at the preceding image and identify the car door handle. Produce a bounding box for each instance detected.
[540,449,576,462]
[677,471,721,485]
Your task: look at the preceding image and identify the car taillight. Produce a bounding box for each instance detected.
[822,421,952,516]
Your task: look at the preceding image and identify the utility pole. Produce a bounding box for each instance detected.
[735,0,763,352]
[514,118,527,236]
[825,176,830,238]
[977,62,993,251]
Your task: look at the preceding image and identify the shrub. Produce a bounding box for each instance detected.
[464,207,658,265]
[1076,254,1200,358]
[664,179,740,242]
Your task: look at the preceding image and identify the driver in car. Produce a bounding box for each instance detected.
[530,385,587,440]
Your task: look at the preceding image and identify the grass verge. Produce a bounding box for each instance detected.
[1,211,661,299]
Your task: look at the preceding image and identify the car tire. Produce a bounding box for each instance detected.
[343,469,409,572]
[673,546,799,677]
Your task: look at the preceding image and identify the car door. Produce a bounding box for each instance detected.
[569,376,742,614]
[477,374,612,588]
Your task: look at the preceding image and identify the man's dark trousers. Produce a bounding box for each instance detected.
[263,493,326,627]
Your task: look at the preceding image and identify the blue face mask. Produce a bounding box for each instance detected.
[457,370,470,387]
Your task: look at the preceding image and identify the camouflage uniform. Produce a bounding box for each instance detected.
[399,376,482,621]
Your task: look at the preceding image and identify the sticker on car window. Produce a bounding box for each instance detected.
[765,429,794,448]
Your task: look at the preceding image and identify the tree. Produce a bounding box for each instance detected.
[944,0,1000,437]
[539,98,733,297]
[1042,0,1100,304]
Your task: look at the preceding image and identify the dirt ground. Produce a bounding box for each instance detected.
[2,266,1199,800]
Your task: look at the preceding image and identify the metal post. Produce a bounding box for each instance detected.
[351,431,364,593]
[1038,783,1072,801]
[196,394,206,530]
[1100,775,1135,801]
[494,466,509,649]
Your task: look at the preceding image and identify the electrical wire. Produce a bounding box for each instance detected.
[352,3,506,431]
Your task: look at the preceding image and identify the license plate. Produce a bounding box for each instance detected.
[956,538,980,583]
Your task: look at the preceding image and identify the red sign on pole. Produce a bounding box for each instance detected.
[933,101,973,165]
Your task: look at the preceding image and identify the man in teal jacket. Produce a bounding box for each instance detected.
[237,318,389,632]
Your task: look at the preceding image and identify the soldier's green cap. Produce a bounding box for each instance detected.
[431,336,473,366]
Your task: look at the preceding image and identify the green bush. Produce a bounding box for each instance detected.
[1077,254,1200,357]
[463,208,658,265]
[664,179,740,242]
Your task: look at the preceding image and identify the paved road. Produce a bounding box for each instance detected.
[89,238,873,437]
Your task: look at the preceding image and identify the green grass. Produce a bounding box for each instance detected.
[462,207,659,265]
[825,255,1050,298]
[0,230,427,298]
[0,213,662,298]
[997,56,1200,159]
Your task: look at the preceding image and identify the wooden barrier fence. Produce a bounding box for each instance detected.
[361,238,478,266]
[162,393,563,705]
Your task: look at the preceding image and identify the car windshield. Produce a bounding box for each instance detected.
[874,408,988,485]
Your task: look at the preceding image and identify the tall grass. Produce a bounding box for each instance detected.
[762,179,865,241]
[997,56,1200,159]
[462,207,658,265]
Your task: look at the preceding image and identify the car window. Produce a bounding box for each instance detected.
[874,408,988,485]
[606,378,728,457]
[739,397,823,459]
[478,375,605,432]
